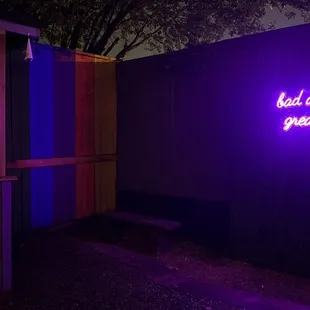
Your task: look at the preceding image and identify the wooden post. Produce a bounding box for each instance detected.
[0,30,16,303]
[0,29,9,302]
[0,177,16,302]
[0,23,39,303]
[0,30,5,177]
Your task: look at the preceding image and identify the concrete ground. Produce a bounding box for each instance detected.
[6,231,310,310]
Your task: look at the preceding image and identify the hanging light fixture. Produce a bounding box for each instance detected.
[24,33,33,61]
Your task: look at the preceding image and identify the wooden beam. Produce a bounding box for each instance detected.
[0,176,16,182]
[0,19,40,38]
[75,50,116,63]
[0,31,6,177]
[7,154,117,169]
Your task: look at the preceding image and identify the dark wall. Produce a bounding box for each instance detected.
[117,24,310,276]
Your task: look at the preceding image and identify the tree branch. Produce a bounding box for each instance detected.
[114,5,188,59]
[114,25,146,58]
[107,0,118,25]
[84,14,103,51]
[103,37,120,55]
[90,1,136,54]
[69,21,82,49]
[85,1,120,52]
[60,33,69,48]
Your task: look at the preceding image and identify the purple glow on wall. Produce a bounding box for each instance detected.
[276,90,310,131]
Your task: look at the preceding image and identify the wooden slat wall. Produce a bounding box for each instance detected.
[95,162,116,213]
[5,41,117,233]
[29,43,54,228]
[0,31,6,177]
[94,59,117,154]
[75,52,95,219]
[0,179,16,297]
[94,58,117,213]
[5,34,31,233]
[53,48,76,223]
[0,31,13,298]
[75,53,95,156]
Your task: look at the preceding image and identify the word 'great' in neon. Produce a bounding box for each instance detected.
[283,116,310,131]
[276,90,310,131]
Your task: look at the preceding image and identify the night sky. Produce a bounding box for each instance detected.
[124,6,306,60]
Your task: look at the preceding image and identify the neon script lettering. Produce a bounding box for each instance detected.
[276,90,310,131]
[283,116,310,131]
[276,90,305,108]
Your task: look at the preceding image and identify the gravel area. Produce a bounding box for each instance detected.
[158,239,310,306]
[9,232,245,310]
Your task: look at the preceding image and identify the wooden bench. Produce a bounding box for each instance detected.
[83,212,182,255]
[104,211,181,230]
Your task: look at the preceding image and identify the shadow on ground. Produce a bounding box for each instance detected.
[10,231,238,310]
[62,216,310,306]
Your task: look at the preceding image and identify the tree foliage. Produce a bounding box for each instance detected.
[270,0,310,21]
[4,0,282,59]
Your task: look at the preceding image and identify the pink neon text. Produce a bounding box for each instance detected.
[283,116,310,131]
[276,90,307,108]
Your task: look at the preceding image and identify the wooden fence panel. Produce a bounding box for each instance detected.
[95,161,116,213]
[5,36,31,233]
[5,42,116,231]
[53,165,76,223]
[53,48,76,158]
[7,169,31,233]
[75,53,95,218]
[94,59,117,155]
[0,178,17,295]
[0,32,5,177]
[53,48,76,223]
[5,45,30,161]
[29,43,54,228]
[75,52,95,156]
[29,167,54,228]
[94,58,117,213]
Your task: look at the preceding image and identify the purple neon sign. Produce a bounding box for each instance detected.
[276,90,310,131]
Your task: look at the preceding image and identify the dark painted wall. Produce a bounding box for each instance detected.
[117,24,310,276]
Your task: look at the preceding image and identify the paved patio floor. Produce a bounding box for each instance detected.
[5,231,310,310]
[8,232,241,310]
